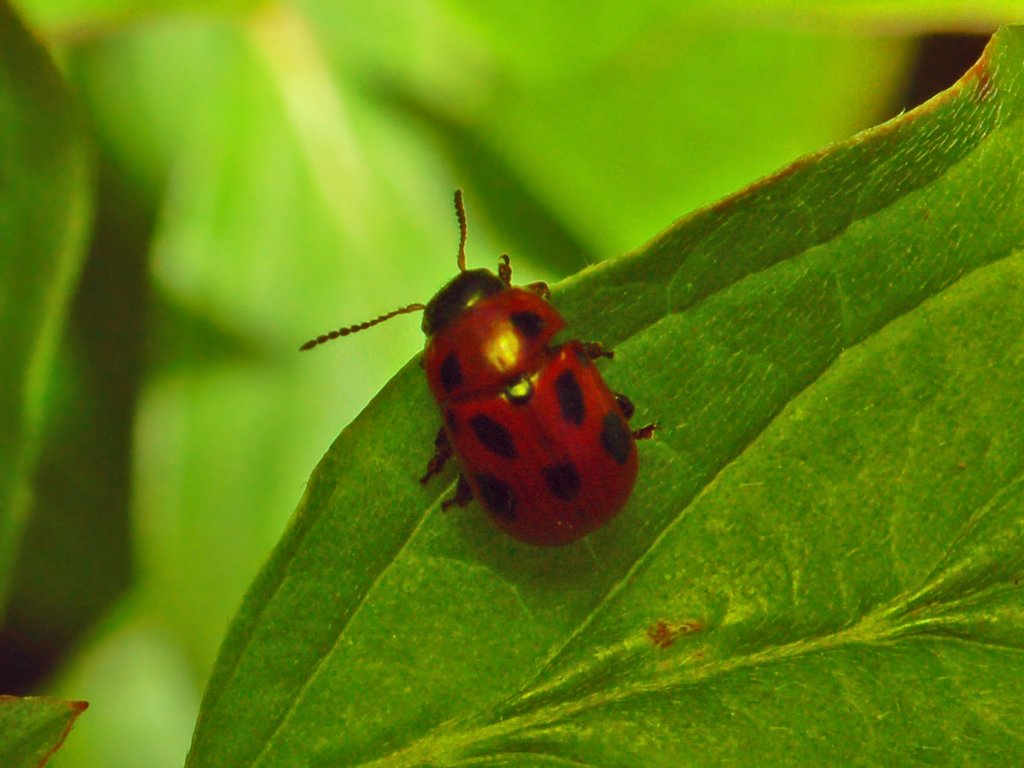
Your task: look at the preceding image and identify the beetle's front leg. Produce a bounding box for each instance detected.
[420,427,453,484]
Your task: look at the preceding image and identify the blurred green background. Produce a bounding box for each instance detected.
[0,1,1018,765]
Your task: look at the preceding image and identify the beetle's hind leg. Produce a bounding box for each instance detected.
[442,473,474,511]
[421,430,475,510]
[420,427,453,484]
[615,393,635,419]
[615,393,657,440]
[632,423,658,440]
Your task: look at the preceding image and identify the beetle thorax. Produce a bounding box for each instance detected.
[421,269,506,338]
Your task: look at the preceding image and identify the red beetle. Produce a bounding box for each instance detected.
[302,191,654,545]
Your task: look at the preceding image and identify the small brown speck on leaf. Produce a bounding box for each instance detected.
[646,619,703,649]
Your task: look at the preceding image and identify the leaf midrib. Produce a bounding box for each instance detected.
[246,487,452,768]
[359,588,1019,768]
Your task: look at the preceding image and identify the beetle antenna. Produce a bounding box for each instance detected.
[299,303,427,351]
[454,188,468,272]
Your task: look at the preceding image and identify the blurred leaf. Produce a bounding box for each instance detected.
[725,0,1024,33]
[0,159,146,693]
[0,1,91,605]
[372,85,597,276]
[470,19,913,255]
[12,0,259,41]
[90,10,460,674]
[304,2,916,257]
[0,695,87,768]
[46,605,199,768]
[186,26,1024,767]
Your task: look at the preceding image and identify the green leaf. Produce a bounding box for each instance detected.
[0,696,87,768]
[12,0,260,40]
[0,2,91,605]
[188,24,1024,767]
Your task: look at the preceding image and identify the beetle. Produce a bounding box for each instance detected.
[301,191,655,545]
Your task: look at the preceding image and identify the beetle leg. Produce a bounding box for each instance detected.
[616,392,657,440]
[615,392,635,419]
[582,341,614,361]
[420,427,452,484]
[498,252,550,298]
[441,473,474,511]
[632,422,658,441]
[498,254,512,285]
[525,281,551,300]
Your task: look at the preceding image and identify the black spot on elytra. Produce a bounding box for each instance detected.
[470,414,517,458]
[555,370,585,426]
[601,412,632,465]
[440,353,462,391]
[510,311,545,338]
[475,473,516,519]
[542,462,580,500]
[445,409,459,434]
